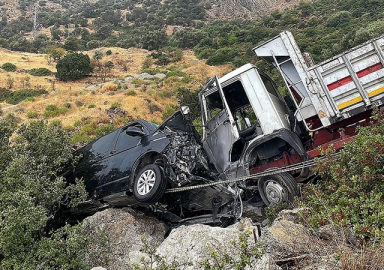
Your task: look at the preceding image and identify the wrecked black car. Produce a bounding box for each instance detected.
[65,108,244,226]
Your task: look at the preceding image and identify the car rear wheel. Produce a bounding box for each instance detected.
[258,172,299,206]
[133,164,166,203]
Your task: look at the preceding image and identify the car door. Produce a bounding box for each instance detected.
[95,122,146,197]
[200,76,239,174]
[68,130,120,193]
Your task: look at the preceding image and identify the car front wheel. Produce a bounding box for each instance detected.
[133,164,166,203]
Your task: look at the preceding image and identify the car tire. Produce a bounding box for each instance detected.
[258,172,300,206]
[133,164,166,203]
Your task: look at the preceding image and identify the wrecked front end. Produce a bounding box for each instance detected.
[156,110,243,226]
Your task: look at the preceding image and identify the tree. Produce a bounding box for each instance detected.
[46,46,66,64]
[56,53,93,81]
[64,36,81,51]
[93,50,103,66]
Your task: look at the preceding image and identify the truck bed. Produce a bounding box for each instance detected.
[254,31,384,129]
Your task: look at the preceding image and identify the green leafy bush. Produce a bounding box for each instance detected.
[0,120,90,269]
[5,89,48,105]
[300,108,384,240]
[110,102,121,110]
[125,90,137,96]
[43,104,69,117]
[0,88,11,102]
[56,53,93,81]
[27,111,39,119]
[95,124,115,137]
[2,62,16,72]
[29,67,52,76]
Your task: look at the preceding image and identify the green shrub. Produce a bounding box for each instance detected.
[88,104,96,108]
[29,68,52,76]
[110,102,121,110]
[0,88,11,102]
[0,120,90,269]
[43,105,68,118]
[162,104,175,120]
[6,89,48,105]
[300,108,384,240]
[2,62,16,72]
[27,111,39,119]
[125,90,137,96]
[81,121,97,136]
[71,133,91,144]
[106,49,112,55]
[95,124,115,137]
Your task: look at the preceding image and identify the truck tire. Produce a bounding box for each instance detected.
[133,164,166,203]
[258,172,299,206]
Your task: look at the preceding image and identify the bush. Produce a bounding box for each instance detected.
[125,90,137,96]
[2,62,16,72]
[106,49,112,55]
[110,102,121,110]
[27,111,39,119]
[0,120,90,268]
[300,108,384,241]
[43,104,69,118]
[29,68,52,76]
[0,88,11,102]
[95,124,115,137]
[5,89,48,105]
[56,53,93,81]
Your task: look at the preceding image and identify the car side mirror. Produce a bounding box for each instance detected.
[181,106,190,115]
[126,126,145,137]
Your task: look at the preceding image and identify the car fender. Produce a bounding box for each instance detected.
[128,136,170,188]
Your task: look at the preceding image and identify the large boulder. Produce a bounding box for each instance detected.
[152,218,281,270]
[82,207,168,270]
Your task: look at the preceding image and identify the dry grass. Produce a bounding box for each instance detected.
[0,47,227,128]
[340,244,384,270]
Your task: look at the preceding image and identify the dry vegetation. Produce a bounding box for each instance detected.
[0,47,231,128]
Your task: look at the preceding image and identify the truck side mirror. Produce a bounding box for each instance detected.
[126,126,145,137]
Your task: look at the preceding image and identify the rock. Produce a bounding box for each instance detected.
[259,218,312,258]
[82,208,168,270]
[245,254,282,270]
[134,73,154,80]
[154,218,268,270]
[318,224,357,245]
[91,267,107,270]
[154,73,166,80]
[318,224,335,240]
[276,208,307,223]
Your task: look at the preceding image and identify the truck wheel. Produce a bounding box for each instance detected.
[133,164,166,203]
[258,172,299,206]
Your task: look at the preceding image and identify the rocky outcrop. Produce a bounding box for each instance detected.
[82,207,346,270]
[154,218,266,269]
[82,208,168,270]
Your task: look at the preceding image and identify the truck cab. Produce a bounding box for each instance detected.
[199,64,309,203]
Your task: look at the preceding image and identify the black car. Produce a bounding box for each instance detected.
[66,108,243,226]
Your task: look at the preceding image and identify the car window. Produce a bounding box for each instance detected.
[114,123,144,152]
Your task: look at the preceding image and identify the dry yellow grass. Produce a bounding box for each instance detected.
[0,47,230,128]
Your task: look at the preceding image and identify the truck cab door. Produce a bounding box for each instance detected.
[199,76,239,174]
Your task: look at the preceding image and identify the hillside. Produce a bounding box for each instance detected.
[0,0,306,23]
[0,47,231,143]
